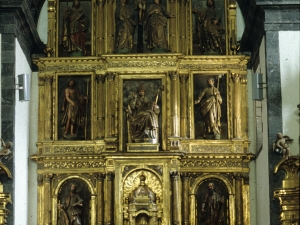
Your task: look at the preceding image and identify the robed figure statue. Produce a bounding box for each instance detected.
[127,84,160,143]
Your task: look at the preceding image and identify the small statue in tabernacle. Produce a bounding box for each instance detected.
[273,133,293,159]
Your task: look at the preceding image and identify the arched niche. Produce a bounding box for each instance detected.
[190,174,235,225]
[53,176,96,225]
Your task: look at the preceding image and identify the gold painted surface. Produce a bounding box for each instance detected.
[31,1,256,224]
[274,156,300,225]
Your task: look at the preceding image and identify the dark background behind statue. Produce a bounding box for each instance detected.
[194,74,227,139]
[59,0,92,57]
[58,76,91,140]
[58,179,90,225]
[123,79,162,145]
[192,0,226,55]
[196,178,229,225]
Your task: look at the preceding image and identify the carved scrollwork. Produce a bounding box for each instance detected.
[181,159,242,168]
[44,160,105,169]
[191,145,233,153]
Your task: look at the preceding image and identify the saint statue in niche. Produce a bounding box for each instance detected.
[193,0,224,55]
[195,78,222,139]
[144,0,175,53]
[62,0,89,56]
[200,182,225,225]
[58,180,90,225]
[126,83,162,143]
[60,78,90,140]
[115,0,137,53]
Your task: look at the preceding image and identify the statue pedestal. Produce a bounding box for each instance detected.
[127,143,159,152]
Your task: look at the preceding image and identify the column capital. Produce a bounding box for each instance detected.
[179,74,189,83]
[169,71,179,81]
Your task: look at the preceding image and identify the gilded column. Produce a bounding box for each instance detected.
[105,172,115,225]
[96,74,106,139]
[45,0,55,57]
[106,0,115,53]
[97,173,105,225]
[168,0,177,52]
[43,174,52,225]
[235,174,243,225]
[169,72,180,137]
[170,171,180,225]
[38,76,46,141]
[96,0,106,55]
[228,0,237,55]
[231,73,241,139]
[44,76,53,140]
[179,0,188,54]
[106,73,116,137]
[37,175,44,225]
[179,74,188,138]
[181,173,190,225]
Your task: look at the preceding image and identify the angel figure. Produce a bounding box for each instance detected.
[273,133,293,159]
[0,138,13,163]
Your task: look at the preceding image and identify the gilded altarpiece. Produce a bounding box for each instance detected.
[33,0,254,224]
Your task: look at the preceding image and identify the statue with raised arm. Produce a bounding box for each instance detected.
[0,139,13,163]
[144,0,175,53]
[273,133,293,159]
[58,183,83,225]
[193,0,223,54]
[200,182,225,225]
[127,83,160,143]
[195,78,222,139]
[115,0,136,53]
[62,0,89,56]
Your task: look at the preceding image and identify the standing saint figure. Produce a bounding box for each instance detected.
[200,182,225,225]
[195,78,222,139]
[193,0,223,54]
[144,0,175,53]
[63,0,89,56]
[115,0,136,53]
[58,183,83,225]
[61,79,87,139]
[127,83,160,142]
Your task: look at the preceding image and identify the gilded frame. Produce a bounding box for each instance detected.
[56,0,94,57]
[118,74,167,151]
[189,71,231,140]
[54,72,95,141]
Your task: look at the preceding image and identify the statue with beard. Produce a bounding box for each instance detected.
[58,183,83,225]
[193,0,223,54]
[200,182,225,225]
[195,78,222,139]
[61,79,87,139]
